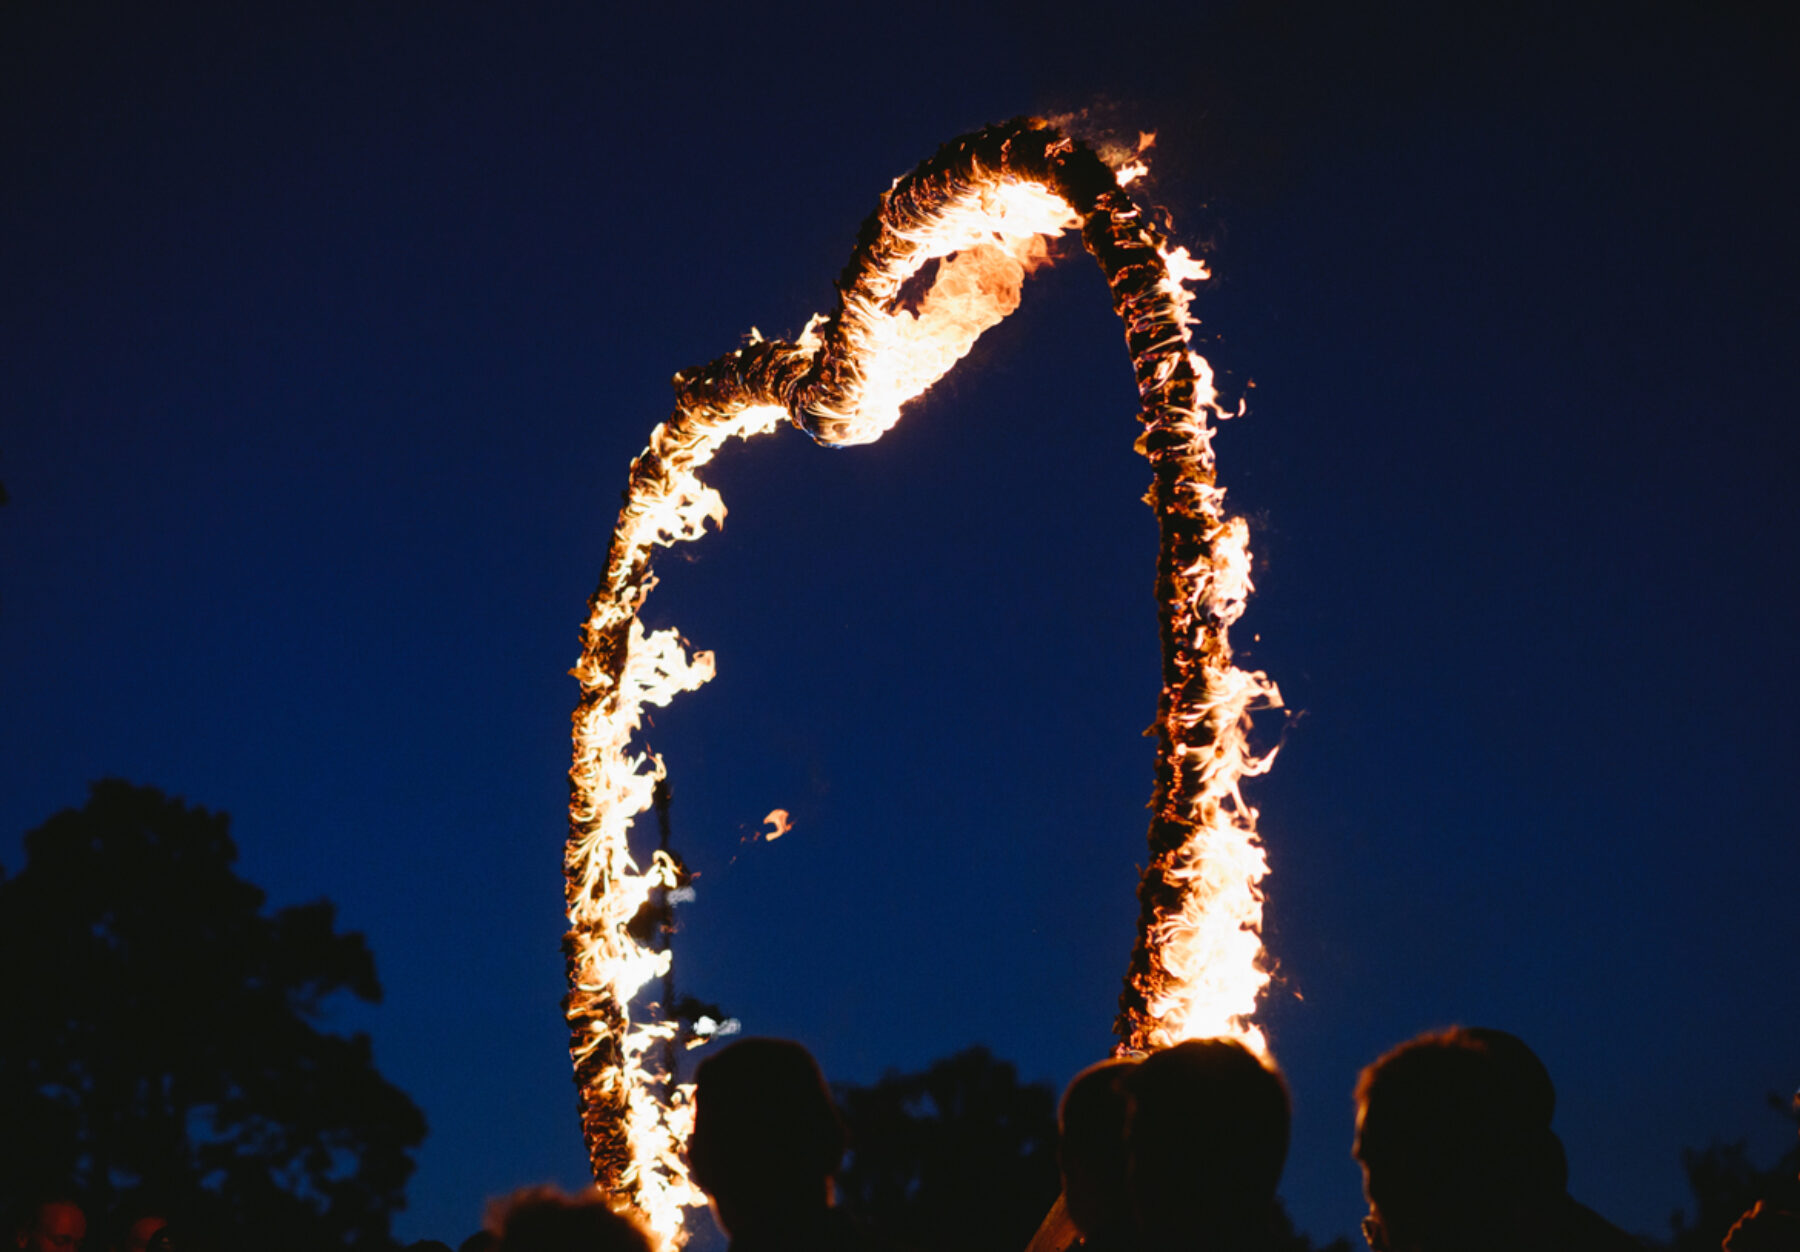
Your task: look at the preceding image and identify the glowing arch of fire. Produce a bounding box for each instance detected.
[565,117,1281,1245]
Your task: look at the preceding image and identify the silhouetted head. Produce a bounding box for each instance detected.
[485,1186,650,1252]
[1058,1056,1140,1240]
[688,1037,847,1236]
[104,1198,171,1252]
[1354,1027,1566,1252]
[1124,1038,1290,1245]
[13,1197,86,1252]
[1462,1026,1569,1193]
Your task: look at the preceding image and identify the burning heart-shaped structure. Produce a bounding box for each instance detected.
[563,117,1282,1246]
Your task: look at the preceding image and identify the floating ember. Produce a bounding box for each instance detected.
[564,117,1281,1246]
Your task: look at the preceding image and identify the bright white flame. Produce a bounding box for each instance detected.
[808,180,1077,446]
[567,128,1279,1245]
[566,402,790,1247]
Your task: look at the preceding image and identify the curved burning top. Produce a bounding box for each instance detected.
[564,117,1281,1247]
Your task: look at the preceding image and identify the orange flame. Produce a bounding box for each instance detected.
[565,119,1280,1245]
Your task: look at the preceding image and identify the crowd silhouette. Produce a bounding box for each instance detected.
[11,1028,1795,1252]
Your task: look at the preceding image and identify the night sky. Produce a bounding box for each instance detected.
[5,2,1797,1246]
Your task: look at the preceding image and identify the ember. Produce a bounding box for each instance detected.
[564,117,1281,1246]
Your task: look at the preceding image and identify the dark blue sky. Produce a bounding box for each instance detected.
[5,2,1797,1245]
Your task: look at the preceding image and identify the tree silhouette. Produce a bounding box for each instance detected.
[0,781,426,1251]
[836,1047,1061,1252]
[1667,1093,1800,1251]
[832,1046,1352,1252]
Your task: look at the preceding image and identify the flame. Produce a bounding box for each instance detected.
[761,809,792,841]
[804,181,1076,446]
[564,403,788,1248]
[1108,130,1159,188]
[565,118,1280,1246]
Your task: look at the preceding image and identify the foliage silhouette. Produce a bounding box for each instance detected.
[0,780,426,1251]
[831,1046,1351,1252]
[835,1047,1060,1252]
[1667,1093,1800,1251]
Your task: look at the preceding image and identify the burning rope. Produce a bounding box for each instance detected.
[565,117,1281,1245]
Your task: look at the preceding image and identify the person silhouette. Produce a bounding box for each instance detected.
[13,1196,87,1252]
[1057,1057,1140,1252]
[485,1185,651,1252]
[1124,1038,1291,1250]
[1353,1026,1641,1252]
[688,1037,890,1252]
[103,1199,170,1252]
